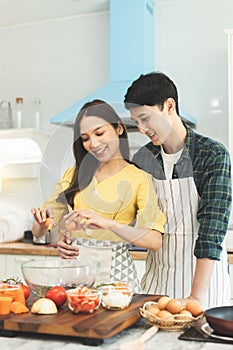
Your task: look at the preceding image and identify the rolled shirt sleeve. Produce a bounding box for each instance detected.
[194,142,232,260]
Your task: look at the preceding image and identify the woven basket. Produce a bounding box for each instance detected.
[140,301,203,331]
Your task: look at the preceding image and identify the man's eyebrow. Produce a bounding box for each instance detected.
[132,112,147,119]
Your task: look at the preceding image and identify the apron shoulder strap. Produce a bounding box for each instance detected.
[191,132,196,164]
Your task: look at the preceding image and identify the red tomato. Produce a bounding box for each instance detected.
[20,284,30,300]
[45,286,67,307]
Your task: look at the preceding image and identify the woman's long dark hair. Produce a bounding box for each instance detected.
[57,99,130,208]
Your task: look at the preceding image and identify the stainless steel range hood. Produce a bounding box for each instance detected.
[51,0,196,129]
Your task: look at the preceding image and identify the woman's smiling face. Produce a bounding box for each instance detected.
[80,115,123,163]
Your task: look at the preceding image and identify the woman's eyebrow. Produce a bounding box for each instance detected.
[80,125,105,136]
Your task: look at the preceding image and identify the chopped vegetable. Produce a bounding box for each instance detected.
[14,288,26,305]
[0,282,25,305]
[2,277,30,300]
[101,291,132,309]
[0,279,28,304]
[66,286,101,313]
[31,298,58,314]
[100,282,133,310]
[0,296,13,315]
[10,301,29,314]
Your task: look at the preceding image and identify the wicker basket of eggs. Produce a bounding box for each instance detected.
[140,296,204,331]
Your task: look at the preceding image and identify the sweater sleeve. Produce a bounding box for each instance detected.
[136,171,165,234]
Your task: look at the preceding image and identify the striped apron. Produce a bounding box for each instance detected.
[141,172,230,309]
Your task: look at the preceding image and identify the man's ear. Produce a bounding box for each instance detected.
[166,98,175,112]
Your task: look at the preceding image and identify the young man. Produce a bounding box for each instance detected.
[124,72,232,308]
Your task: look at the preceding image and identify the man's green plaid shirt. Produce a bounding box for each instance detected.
[132,124,232,260]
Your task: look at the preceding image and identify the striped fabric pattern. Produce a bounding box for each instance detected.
[141,176,230,308]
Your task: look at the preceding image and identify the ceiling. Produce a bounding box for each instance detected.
[0,0,109,27]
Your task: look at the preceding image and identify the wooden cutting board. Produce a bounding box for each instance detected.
[0,294,160,345]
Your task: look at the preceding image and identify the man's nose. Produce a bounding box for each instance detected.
[137,123,148,134]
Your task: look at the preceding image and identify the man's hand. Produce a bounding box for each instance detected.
[177,295,202,307]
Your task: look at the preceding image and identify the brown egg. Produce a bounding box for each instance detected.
[176,309,193,320]
[166,299,183,314]
[185,301,204,317]
[157,310,174,326]
[179,309,193,317]
[148,304,160,316]
[157,296,171,310]
[157,309,173,319]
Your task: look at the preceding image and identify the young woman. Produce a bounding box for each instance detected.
[31,100,165,291]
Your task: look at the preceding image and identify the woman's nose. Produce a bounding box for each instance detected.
[89,136,99,148]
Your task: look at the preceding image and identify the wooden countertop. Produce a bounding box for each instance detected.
[0,242,147,260]
[0,242,59,256]
[0,241,232,263]
[0,294,160,342]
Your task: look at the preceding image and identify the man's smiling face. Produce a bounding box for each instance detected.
[130,103,173,146]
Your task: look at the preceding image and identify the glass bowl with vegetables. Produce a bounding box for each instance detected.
[99,281,134,310]
[66,286,102,314]
[21,258,100,297]
[0,278,31,301]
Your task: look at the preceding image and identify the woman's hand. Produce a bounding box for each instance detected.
[64,209,114,231]
[63,210,86,231]
[57,233,79,259]
[31,207,56,230]
[31,207,56,237]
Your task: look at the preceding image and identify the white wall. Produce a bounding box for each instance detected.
[0,11,109,132]
[154,0,233,147]
[1,1,233,143]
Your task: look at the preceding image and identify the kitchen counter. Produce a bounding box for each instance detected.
[0,242,232,349]
[0,318,232,350]
[0,241,232,263]
[0,241,147,260]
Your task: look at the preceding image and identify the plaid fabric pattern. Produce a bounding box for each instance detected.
[132,124,232,260]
